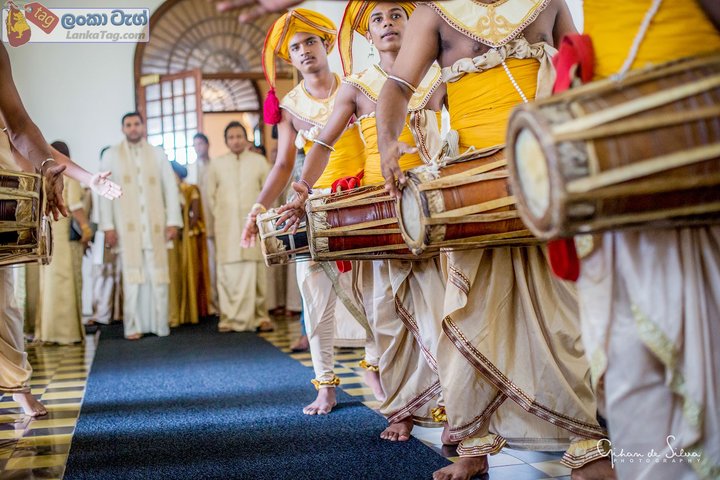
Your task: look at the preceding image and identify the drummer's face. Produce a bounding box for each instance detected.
[289,32,329,75]
[122,115,145,144]
[366,4,407,53]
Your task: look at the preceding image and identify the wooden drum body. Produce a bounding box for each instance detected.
[397,149,538,255]
[257,209,310,266]
[0,170,51,267]
[306,185,434,261]
[507,54,720,240]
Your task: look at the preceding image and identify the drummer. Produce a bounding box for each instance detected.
[375,1,612,479]
[278,1,448,442]
[240,9,373,416]
[556,2,720,479]
[0,43,120,416]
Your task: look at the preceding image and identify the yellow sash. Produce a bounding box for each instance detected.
[448,58,539,151]
[358,112,443,186]
[301,126,366,189]
[430,0,549,47]
[585,1,720,79]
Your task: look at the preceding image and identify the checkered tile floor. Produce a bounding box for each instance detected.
[259,316,573,480]
[0,337,96,479]
[0,316,571,479]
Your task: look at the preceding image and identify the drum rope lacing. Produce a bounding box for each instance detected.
[613,0,663,81]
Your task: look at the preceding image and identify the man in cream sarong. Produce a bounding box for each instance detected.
[558,3,720,479]
[279,1,449,439]
[376,2,612,479]
[100,112,182,340]
[0,43,120,415]
[240,10,371,415]
[0,123,46,416]
[208,122,271,332]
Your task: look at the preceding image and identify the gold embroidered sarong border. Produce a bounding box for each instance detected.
[442,316,607,440]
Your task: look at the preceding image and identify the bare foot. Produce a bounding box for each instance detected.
[433,456,488,480]
[290,335,309,352]
[13,393,47,417]
[303,387,337,415]
[571,458,616,480]
[363,369,385,402]
[126,333,142,340]
[441,423,459,445]
[218,325,232,333]
[380,416,413,441]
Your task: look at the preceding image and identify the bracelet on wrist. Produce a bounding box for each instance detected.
[311,138,336,152]
[299,179,313,195]
[40,158,55,173]
[251,202,267,214]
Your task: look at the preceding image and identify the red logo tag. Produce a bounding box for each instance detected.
[5,2,31,47]
[24,2,58,34]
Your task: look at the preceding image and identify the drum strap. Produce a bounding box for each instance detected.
[318,261,374,342]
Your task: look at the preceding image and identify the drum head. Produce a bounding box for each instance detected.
[515,128,550,221]
[399,183,422,247]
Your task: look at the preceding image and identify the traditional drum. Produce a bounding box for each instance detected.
[397,148,539,255]
[506,53,720,240]
[306,184,436,261]
[257,208,310,267]
[0,169,51,267]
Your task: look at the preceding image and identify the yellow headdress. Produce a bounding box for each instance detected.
[262,9,337,124]
[338,1,415,76]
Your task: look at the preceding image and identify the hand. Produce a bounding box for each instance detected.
[105,229,118,248]
[42,160,68,220]
[89,171,122,200]
[208,0,303,22]
[380,140,416,199]
[275,182,308,233]
[240,213,259,248]
[166,226,179,241]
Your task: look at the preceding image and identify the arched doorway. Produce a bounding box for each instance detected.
[133,0,293,174]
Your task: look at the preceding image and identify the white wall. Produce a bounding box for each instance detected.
[6,0,583,172]
[7,0,164,172]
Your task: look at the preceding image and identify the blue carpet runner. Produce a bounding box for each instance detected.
[65,322,450,479]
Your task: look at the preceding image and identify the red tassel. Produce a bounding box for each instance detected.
[548,239,580,281]
[331,173,363,193]
[264,88,282,125]
[545,34,595,282]
[336,260,352,273]
[331,171,365,273]
[552,34,595,94]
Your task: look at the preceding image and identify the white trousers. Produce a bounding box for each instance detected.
[123,250,169,338]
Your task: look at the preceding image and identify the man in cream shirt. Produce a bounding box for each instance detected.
[207,122,271,333]
[100,112,182,340]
